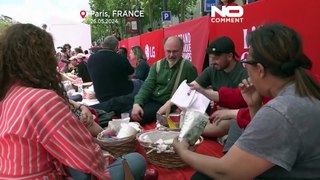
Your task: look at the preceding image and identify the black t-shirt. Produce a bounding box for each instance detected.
[196,61,248,90]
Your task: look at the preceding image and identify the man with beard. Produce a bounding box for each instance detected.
[190,36,247,91]
[131,36,198,124]
[189,36,248,139]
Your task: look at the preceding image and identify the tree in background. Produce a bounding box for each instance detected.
[0,16,14,34]
[87,0,197,42]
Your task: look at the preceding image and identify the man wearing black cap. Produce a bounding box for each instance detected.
[189,36,248,138]
[190,36,247,91]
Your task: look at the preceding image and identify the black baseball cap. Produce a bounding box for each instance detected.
[206,36,239,57]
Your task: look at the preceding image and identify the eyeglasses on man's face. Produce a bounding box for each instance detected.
[240,58,259,68]
[165,50,180,54]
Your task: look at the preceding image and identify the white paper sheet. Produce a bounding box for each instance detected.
[171,80,210,113]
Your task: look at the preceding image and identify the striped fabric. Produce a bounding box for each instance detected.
[0,84,110,179]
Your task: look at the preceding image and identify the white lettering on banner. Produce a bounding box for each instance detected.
[145,44,150,59]
[243,26,257,49]
[211,6,244,17]
[184,44,191,52]
[150,46,155,58]
[177,33,192,61]
[243,29,248,49]
[144,44,155,60]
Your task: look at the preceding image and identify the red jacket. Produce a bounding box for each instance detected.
[215,72,319,128]
[217,87,271,128]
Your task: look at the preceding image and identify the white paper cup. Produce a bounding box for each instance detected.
[109,119,130,132]
[121,113,130,120]
[117,123,138,138]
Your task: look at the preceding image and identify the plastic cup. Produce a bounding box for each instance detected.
[117,123,138,138]
[121,113,130,119]
[121,112,130,121]
[109,118,130,132]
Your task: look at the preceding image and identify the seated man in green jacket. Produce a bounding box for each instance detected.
[131,36,198,125]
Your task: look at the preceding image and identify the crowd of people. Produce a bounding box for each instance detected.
[1,14,320,179]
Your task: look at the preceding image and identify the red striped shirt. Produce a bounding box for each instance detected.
[0,84,110,179]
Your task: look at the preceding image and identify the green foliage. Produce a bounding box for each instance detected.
[0,18,13,35]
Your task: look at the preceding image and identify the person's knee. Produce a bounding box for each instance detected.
[123,152,146,179]
[124,152,146,169]
[68,167,91,180]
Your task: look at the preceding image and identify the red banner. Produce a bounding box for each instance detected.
[119,0,320,77]
[164,16,210,75]
[140,29,165,65]
[208,0,320,75]
[119,39,128,49]
[209,1,269,61]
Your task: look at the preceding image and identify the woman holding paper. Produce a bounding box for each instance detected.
[173,23,320,179]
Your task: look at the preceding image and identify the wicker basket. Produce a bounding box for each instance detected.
[95,131,137,158]
[137,130,203,168]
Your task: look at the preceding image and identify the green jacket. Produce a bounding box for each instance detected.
[134,58,198,106]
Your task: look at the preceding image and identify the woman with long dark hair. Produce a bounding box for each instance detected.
[0,23,146,179]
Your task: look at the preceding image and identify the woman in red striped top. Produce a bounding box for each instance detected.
[0,24,146,179]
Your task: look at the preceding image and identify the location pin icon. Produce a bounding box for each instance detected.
[80,10,86,18]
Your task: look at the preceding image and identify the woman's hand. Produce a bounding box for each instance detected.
[79,105,94,127]
[172,138,190,156]
[239,78,262,108]
[239,78,262,118]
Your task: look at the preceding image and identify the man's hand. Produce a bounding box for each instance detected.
[131,104,144,122]
[157,100,172,115]
[189,81,205,94]
[210,108,238,125]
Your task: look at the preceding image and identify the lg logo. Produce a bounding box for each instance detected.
[144,44,155,59]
